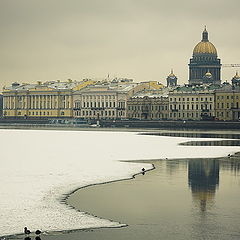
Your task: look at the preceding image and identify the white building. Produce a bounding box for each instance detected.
[73,78,159,120]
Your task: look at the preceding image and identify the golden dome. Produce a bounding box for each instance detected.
[233,71,240,79]
[205,71,212,77]
[193,27,217,55]
[168,69,176,78]
[193,41,217,55]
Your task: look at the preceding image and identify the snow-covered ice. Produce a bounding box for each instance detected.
[0,129,239,237]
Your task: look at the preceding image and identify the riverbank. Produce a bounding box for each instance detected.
[0,119,240,130]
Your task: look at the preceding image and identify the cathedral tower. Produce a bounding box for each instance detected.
[189,27,221,85]
[166,69,178,87]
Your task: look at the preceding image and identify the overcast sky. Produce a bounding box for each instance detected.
[0,0,239,89]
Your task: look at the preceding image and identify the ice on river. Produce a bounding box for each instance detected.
[0,129,239,237]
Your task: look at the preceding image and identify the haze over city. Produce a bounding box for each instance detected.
[0,0,239,89]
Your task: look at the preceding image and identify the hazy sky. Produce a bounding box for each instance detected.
[0,0,239,89]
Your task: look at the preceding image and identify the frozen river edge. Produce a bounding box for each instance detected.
[0,129,239,238]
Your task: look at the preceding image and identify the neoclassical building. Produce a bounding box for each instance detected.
[189,27,221,85]
[215,83,240,121]
[168,85,219,120]
[73,79,162,120]
[127,89,169,120]
[3,79,95,118]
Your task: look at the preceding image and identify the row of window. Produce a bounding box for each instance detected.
[81,95,116,100]
[81,101,117,108]
[128,113,168,119]
[216,102,239,109]
[128,105,168,111]
[75,110,124,117]
[217,95,239,100]
[170,97,213,102]
[170,104,212,110]
[216,111,231,118]
[4,101,71,109]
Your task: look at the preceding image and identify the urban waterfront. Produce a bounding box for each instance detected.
[1,1,240,239]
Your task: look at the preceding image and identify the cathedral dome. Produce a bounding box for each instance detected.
[193,27,217,55]
[168,69,177,78]
[232,71,240,81]
[193,41,217,55]
[204,71,212,78]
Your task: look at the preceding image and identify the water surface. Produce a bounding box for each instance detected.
[57,156,240,240]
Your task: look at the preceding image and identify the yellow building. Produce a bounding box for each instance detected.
[215,84,240,121]
[168,85,218,120]
[3,79,95,118]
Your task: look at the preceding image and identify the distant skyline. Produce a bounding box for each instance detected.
[0,0,239,89]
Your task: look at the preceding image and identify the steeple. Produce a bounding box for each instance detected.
[202,26,209,42]
[235,71,239,78]
[167,69,177,87]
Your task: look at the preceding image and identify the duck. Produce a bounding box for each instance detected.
[24,227,31,235]
[35,230,41,236]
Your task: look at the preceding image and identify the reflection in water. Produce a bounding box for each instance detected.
[188,159,219,212]
[221,158,240,175]
[24,237,31,240]
[180,140,240,146]
[141,132,240,139]
[23,236,41,240]
[166,160,187,175]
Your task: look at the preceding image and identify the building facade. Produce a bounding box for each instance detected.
[189,27,221,85]
[0,94,3,117]
[73,79,162,120]
[127,89,169,120]
[3,79,95,118]
[168,85,218,120]
[215,84,240,121]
